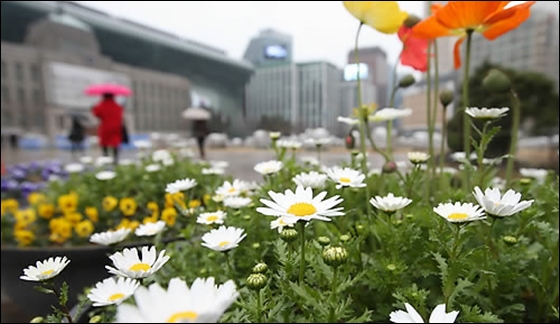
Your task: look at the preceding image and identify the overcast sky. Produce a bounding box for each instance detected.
[74,1,426,71]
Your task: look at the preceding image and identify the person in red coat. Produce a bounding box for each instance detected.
[92,93,123,163]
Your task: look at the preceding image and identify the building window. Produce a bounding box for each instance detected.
[15,63,24,82]
[1,61,6,79]
[1,86,9,104]
[17,88,25,106]
[31,64,41,83]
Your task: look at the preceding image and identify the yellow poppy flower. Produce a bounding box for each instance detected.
[27,192,46,206]
[75,220,95,238]
[15,208,36,226]
[343,1,408,34]
[161,207,178,226]
[119,198,138,217]
[14,230,35,247]
[85,207,99,223]
[103,196,118,212]
[38,203,56,220]
[64,212,83,225]
[188,199,201,209]
[1,199,19,216]
[58,193,78,214]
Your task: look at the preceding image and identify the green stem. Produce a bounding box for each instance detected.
[328,266,339,322]
[462,30,474,191]
[425,40,433,203]
[256,289,263,323]
[505,90,521,187]
[353,22,373,218]
[431,39,440,182]
[316,146,322,165]
[365,122,391,162]
[439,106,448,190]
[49,282,73,323]
[298,221,306,284]
[450,224,462,261]
[224,252,234,279]
[386,51,401,161]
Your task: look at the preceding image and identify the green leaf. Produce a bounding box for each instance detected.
[448,278,473,308]
[34,286,55,295]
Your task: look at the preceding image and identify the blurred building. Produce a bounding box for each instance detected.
[243,29,293,68]
[466,3,559,92]
[347,47,390,108]
[245,61,342,134]
[0,1,253,143]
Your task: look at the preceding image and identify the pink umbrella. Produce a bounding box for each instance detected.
[84,83,132,96]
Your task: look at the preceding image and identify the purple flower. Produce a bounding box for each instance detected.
[1,179,19,191]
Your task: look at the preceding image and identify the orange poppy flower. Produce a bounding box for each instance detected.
[398,25,429,72]
[412,1,536,69]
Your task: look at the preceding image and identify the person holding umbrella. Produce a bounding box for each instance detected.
[91,93,124,164]
[182,106,212,159]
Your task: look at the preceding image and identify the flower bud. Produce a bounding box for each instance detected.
[246,273,267,291]
[30,317,44,323]
[520,178,532,185]
[89,315,102,323]
[392,219,403,226]
[398,74,416,88]
[483,68,511,93]
[280,228,298,243]
[252,262,268,274]
[199,268,207,275]
[502,235,518,245]
[355,224,365,234]
[386,264,397,271]
[382,161,398,174]
[403,14,421,28]
[252,242,260,249]
[322,246,349,268]
[243,215,251,220]
[340,234,351,243]
[317,236,331,247]
[269,132,281,140]
[439,89,454,108]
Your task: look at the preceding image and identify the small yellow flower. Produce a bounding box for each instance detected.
[38,203,56,219]
[161,207,178,226]
[203,194,212,205]
[15,209,37,226]
[119,198,138,217]
[85,207,99,223]
[343,1,408,34]
[64,212,83,225]
[1,199,19,216]
[15,229,36,247]
[27,192,46,206]
[49,217,73,244]
[58,194,78,214]
[188,199,201,209]
[75,220,95,238]
[103,196,118,212]
[147,201,159,217]
[116,219,140,231]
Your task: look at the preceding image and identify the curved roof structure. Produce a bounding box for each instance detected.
[47,11,92,32]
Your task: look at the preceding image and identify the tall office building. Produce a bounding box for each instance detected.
[466,2,559,92]
[245,61,342,134]
[243,29,293,68]
[347,47,389,108]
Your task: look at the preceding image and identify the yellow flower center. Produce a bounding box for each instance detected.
[129,263,151,272]
[287,203,317,217]
[41,269,54,276]
[279,218,286,225]
[166,311,198,323]
[108,293,125,302]
[448,213,468,220]
[219,241,230,247]
[228,188,236,193]
[339,177,351,183]
[206,215,218,222]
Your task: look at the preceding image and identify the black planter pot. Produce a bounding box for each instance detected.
[1,244,113,323]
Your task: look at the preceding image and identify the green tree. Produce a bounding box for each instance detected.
[447,61,559,156]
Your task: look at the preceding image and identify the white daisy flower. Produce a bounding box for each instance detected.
[223,197,252,209]
[293,171,328,189]
[325,167,367,189]
[369,193,412,213]
[118,159,134,166]
[407,152,430,165]
[90,228,131,246]
[215,179,249,197]
[256,185,344,222]
[519,168,548,183]
[87,277,139,307]
[390,303,459,323]
[133,139,152,149]
[106,246,170,279]
[337,116,359,125]
[270,216,298,233]
[179,147,195,158]
[197,211,227,225]
[210,160,229,169]
[95,156,114,167]
[201,225,246,252]
[95,171,116,181]
[165,178,198,194]
[450,152,477,163]
[269,131,281,140]
[115,277,238,323]
[300,156,320,166]
[254,160,283,175]
[433,202,486,223]
[472,186,534,218]
[277,139,302,150]
[145,164,161,173]
[135,221,166,237]
[306,138,330,147]
[465,107,509,119]
[369,108,412,122]
[202,168,225,175]
[152,149,172,162]
[79,156,93,164]
[65,163,85,173]
[20,256,71,281]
